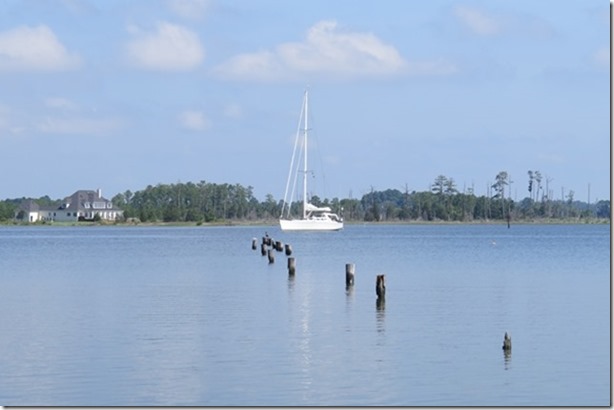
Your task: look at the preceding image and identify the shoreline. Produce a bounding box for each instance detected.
[0,217,609,228]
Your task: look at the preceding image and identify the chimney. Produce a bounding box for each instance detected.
[97,188,102,198]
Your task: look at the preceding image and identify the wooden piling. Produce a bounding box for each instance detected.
[376,274,386,300]
[260,243,267,256]
[345,263,355,286]
[262,234,272,247]
[287,257,296,276]
[502,332,512,351]
[275,241,283,252]
[267,249,275,264]
[252,238,257,250]
[285,244,293,256]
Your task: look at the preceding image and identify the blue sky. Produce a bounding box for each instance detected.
[0,0,610,203]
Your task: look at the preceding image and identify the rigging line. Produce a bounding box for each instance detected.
[306,96,330,200]
[289,145,304,213]
[281,94,306,218]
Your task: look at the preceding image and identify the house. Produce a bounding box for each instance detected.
[16,189,123,223]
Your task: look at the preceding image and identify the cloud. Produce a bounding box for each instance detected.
[0,25,81,71]
[178,110,210,131]
[454,6,501,36]
[213,20,449,81]
[124,22,204,71]
[279,20,406,74]
[167,0,210,20]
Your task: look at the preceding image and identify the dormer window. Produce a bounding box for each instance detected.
[84,202,91,208]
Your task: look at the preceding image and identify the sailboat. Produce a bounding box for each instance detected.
[279,90,343,231]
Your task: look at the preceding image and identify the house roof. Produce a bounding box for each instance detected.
[18,189,123,213]
[18,199,39,212]
[65,190,122,211]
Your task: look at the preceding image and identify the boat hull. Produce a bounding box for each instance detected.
[279,218,343,231]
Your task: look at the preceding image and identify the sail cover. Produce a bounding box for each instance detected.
[305,203,332,212]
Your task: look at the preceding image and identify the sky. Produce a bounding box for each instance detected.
[0,0,610,203]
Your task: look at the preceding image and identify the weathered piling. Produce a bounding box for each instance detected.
[285,244,293,256]
[262,233,272,246]
[252,238,257,250]
[275,241,283,252]
[502,332,512,351]
[345,263,355,287]
[267,249,275,264]
[287,257,296,276]
[260,243,267,256]
[376,274,386,300]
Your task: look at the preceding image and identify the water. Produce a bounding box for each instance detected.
[0,224,609,406]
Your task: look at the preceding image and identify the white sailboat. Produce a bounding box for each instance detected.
[279,90,343,231]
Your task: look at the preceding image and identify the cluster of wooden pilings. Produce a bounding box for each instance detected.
[252,234,510,354]
[252,235,386,301]
[252,234,294,274]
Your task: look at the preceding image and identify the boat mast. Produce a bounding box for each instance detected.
[303,90,308,219]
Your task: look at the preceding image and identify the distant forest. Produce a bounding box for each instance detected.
[0,171,610,224]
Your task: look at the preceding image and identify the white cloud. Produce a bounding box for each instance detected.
[0,25,81,71]
[454,6,501,36]
[167,0,210,20]
[125,22,204,71]
[216,51,284,81]
[280,20,406,74]
[213,20,441,81]
[179,110,210,131]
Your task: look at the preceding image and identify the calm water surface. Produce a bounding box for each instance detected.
[0,224,609,406]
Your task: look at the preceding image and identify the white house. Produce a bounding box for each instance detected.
[16,189,123,223]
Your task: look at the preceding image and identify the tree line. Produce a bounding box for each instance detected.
[0,172,610,223]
